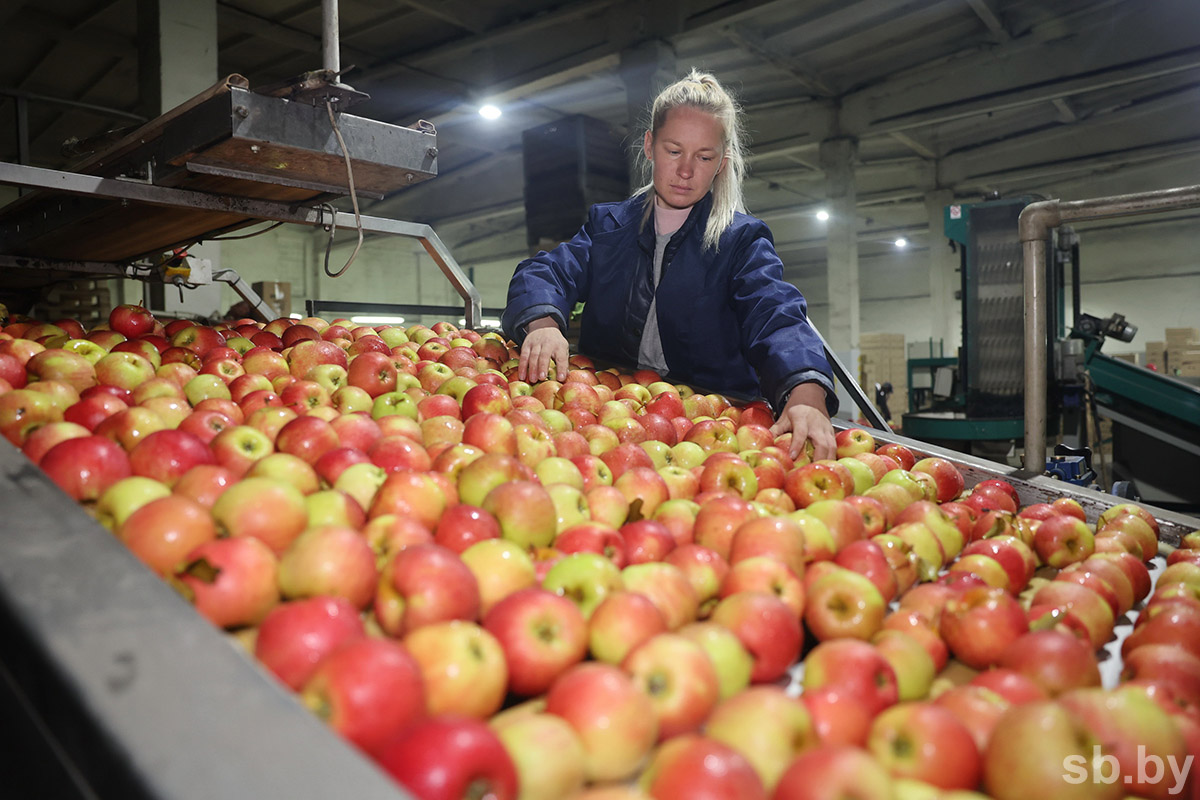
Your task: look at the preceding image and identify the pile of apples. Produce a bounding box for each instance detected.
[1,303,1198,800]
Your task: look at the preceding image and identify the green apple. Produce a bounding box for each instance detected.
[838,456,877,494]
[677,621,753,699]
[547,483,591,532]
[542,552,624,618]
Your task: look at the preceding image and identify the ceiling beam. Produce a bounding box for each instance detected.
[394,0,492,34]
[720,24,835,96]
[964,0,1008,40]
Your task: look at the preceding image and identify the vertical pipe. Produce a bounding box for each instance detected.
[322,0,341,74]
[1023,236,1049,473]
[1071,240,1081,331]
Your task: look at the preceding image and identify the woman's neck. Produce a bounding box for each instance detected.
[654,196,692,236]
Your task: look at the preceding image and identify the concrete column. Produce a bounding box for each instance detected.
[619,40,676,189]
[819,138,860,353]
[924,189,960,356]
[136,0,223,316]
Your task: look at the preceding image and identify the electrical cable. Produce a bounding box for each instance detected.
[206,221,286,240]
[323,98,363,278]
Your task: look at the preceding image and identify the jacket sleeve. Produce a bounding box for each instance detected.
[501,212,600,346]
[726,221,839,416]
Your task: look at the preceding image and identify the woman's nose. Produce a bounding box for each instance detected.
[676,159,693,178]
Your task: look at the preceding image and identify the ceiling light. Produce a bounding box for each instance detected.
[479,104,502,120]
[815,209,829,222]
[894,237,908,249]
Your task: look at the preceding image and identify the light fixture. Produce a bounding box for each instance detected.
[459,317,502,328]
[815,209,829,222]
[351,315,407,325]
[479,104,502,120]
[894,237,908,249]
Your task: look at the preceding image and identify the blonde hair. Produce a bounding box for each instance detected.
[636,69,748,250]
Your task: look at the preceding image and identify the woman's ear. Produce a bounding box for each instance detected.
[643,130,654,161]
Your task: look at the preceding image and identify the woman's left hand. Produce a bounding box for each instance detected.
[769,382,836,462]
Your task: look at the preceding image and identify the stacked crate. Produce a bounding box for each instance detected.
[859,333,907,420]
[38,279,110,329]
[1166,327,1200,377]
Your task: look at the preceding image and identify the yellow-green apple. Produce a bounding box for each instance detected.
[995,630,1102,696]
[543,662,658,783]
[330,461,387,513]
[94,350,156,391]
[683,418,739,453]
[533,455,584,489]
[299,637,426,756]
[541,552,624,619]
[676,621,752,700]
[254,596,365,691]
[837,455,876,495]
[277,525,377,609]
[546,483,590,533]
[889,521,946,580]
[1029,580,1114,649]
[172,536,279,628]
[569,454,614,492]
[94,474,172,531]
[805,498,867,552]
[982,700,1123,800]
[804,565,887,641]
[704,685,817,791]
[709,591,801,683]
[371,389,419,421]
[835,427,877,458]
[940,585,1029,669]
[834,539,898,603]
[868,701,981,790]
[669,440,706,469]
[375,543,481,636]
[403,620,507,718]
[894,500,965,560]
[120,494,217,577]
[803,638,899,714]
[657,463,700,500]
[946,552,1011,589]
[460,538,537,616]
[492,712,586,800]
[622,632,719,740]
[862,481,917,525]
[482,586,588,697]
[772,743,893,800]
[39,434,132,501]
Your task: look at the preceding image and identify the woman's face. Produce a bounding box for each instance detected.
[644,106,728,210]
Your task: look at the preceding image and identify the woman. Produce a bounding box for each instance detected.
[502,70,837,460]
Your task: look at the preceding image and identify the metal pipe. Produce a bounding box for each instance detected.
[322,0,341,74]
[1018,184,1200,475]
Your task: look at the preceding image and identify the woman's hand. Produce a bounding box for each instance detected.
[518,316,569,382]
[769,382,836,462]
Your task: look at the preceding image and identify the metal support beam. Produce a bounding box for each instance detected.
[1018,184,1200,474]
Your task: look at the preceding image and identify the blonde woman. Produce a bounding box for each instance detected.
[502,70,836,460]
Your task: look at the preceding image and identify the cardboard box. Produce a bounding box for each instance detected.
[1175,350,1200,377]
[1165,327,1199,346]
[252,281,292,318]
[1145,341,1166,369]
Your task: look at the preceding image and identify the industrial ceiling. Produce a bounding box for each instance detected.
[3,0,1200,277]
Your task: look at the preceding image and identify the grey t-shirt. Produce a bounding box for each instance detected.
[636,230,672,374]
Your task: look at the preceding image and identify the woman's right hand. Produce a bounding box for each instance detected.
[518,317,569,382]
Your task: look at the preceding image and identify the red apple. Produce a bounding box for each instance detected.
[254,596,365,691]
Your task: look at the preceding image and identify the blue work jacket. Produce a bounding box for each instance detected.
[502,193,836,415]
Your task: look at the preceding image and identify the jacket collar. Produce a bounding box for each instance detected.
[633,191,714,252]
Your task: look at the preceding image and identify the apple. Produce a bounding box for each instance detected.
[622,632,720,740]
[482,587,588,697]
[543,662,658,783]
[872,628,937,702]
[254,596,365,691]
[460,538,537,617]
[982,700,1123,800]
[541,552,624,619]
[276,525,376,609]
[1029,580,1115,650]
[477,479,557,550]
[1096,511,1159,562]
[940,585,1029,669]
[834,539,898,603]
[638,734,765,800]
[771,743,893,800]
[693,495,759,560]
[783,462,846,508]
[802,638,898,715]
[835,427,876,457]
[585,485,630,529]
[720,556,805,619]
[728,514,806,576]
[804,566,886,641]
[491,712,586,800]
[402,620,507,719]
[1121,645,1200,706]
[108,304,155,338]
[172,536,279,629]
[703,685,817,791]
[586,590,668,665]
[39,435,132,502]
[868,701,981,790]
[709,591,801,683]
[995,630,1102,696]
